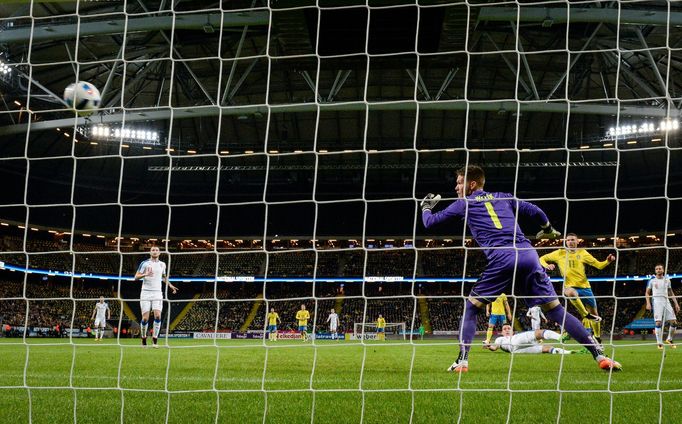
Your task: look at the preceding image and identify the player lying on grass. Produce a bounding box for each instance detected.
[421,165,621,373]
[483,324,574,355]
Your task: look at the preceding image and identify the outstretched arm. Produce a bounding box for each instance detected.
[422,198,465,229]
[515,200,549,225]
[539,250,559,270]
[582,251,615,270]
[483,343,499,352]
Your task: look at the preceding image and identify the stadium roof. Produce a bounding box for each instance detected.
[0,1,680,237]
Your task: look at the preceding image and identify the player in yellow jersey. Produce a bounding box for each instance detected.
[295,304,310,341]
[266,307,281,341]
[376,314,386,340]
[485,293,512,344]
[539,233,615,345]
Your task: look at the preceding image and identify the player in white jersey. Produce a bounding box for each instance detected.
[326,308,339,340]
[526,306,547,330]
[646,264,680,349]
[484,324,574,355]
[134,246,178,348]
[91,296,110,341]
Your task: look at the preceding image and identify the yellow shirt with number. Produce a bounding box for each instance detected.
[267,312,279,325]
[539,248,610,289]
[296,310,310,326]
[490,294,507,315]
[376,317,386,329]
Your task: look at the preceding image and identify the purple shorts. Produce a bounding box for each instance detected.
[469,246,557,307]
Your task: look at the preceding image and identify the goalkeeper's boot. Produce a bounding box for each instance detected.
[447,360,468,373]
[560,332,571,343]
[141,337,147,347]
[665,340,677,349]
[597,356,622,371]
[152,337,160,348]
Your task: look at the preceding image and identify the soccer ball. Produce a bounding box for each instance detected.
[63,81,101,114]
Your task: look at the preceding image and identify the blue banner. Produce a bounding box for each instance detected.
[625,318,655,330]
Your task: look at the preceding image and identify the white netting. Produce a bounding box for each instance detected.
[0,1,681,423]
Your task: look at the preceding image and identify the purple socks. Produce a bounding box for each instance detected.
[459,300,481,354]
[545,304,601,358]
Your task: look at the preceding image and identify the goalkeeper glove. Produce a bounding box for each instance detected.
[420,193,441,212]
[536,222,561,240]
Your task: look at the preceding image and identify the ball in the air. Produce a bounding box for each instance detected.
[63,81,101,113]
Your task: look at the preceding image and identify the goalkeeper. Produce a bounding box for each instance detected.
[421,165,620,373]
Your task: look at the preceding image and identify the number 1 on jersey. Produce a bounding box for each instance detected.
[484,202,503,229]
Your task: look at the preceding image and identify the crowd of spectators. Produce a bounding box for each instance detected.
[174,284,262,332]
[1,273,676,337]
[0,277,121,330]
[2,231,681,337]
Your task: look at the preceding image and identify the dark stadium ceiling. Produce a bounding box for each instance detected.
[1,0,681,237]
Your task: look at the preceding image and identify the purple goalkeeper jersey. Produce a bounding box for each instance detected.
[422,190,549,258]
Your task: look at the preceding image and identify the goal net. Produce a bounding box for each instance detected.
[353,322,407,340]
[0,0,681,423]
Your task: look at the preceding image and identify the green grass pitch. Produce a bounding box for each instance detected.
[0,338,680,423]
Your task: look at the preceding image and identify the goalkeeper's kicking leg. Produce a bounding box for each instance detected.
[448,299,620,374]
[541,300,620,371]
